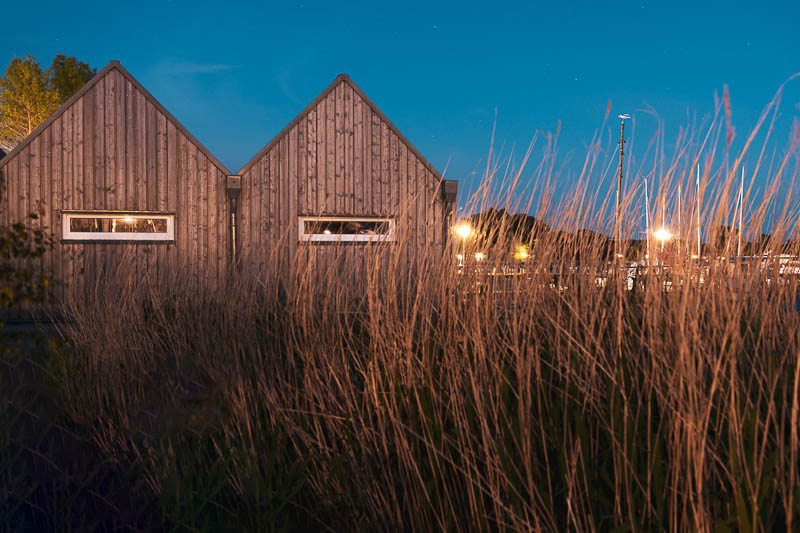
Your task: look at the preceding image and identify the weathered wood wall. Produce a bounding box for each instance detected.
[237,75,453,271]
[0,65,457,315]
[0,63,230,308]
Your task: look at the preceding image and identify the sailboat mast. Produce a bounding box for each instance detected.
[616,118,626,263]
[645,177,650,264]
[738,166,744,257]
[696,165,701,257]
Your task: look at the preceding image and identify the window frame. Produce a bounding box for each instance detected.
[298,216,396,243]
[61,210,176,242]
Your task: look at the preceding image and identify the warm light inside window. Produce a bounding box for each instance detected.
[63,212,174,241]
[474,252,485,261]
[299,217,395,242]
[70,217,167,233]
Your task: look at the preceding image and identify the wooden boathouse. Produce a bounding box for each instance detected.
[0,61,232,305]
[0,61,457,305]
[236,74,458,269]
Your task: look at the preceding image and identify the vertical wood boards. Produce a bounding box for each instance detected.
[156,113,167,281]
[288,122,298,264]
[136,90,146,212]
[317,98,326,214]
[325,89,335,214]
[307,106,317,218]
[103,75,116,277]
[114,71,126,212]
[343,84,353,214]
[370,109,380,215]
[380,122,390,215]
[0,64,230,311]
[353,94,364,215]
[178,135,188,270]
[51,115,62,302]
[0,66,452,317]
[297,114,306,216]
[334,84,344,214]
[268,143,277,264]
[237,75,449,276]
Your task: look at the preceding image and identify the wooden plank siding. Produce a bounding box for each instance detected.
[0,62,230,311]
[0,65,458,317]
[237,74,454,270]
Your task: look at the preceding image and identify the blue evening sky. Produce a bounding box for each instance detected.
[3,0,799,204]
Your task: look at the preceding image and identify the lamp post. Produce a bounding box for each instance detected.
[454,222,474,241]
[654,227,673,256]
[616,114,630,266]
[453,221,475,272]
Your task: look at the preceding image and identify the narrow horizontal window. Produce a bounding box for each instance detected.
[299,216,395,242]
[62,211,175,242]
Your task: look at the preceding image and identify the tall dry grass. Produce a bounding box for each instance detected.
[5,83,800,531]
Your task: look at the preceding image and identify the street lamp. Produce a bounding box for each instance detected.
[453,221,475,273]
[454,222,474,240]
[616,114,630,265]
[654,227,673,253]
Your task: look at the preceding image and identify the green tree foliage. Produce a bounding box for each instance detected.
[49,54,96,105]
[0,211,52,325]
[0,56,59,152]
[0,54,95,152]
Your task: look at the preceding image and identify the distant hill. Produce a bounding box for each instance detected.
[462,209,654,261]
[709,225,775,255]
[460,209,793,261]
[465,208,550,247]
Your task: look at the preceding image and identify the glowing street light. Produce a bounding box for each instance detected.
[514,244,529,260]
[454,222,474,240]
[654,227,673,254]
[474,252,485,261]
[654,228,672,243]
[453,222,476,273]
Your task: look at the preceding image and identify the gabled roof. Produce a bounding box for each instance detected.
[0,61,231,174]
[237,74,443,180]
